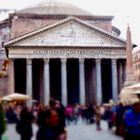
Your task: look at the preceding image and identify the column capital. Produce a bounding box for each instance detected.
[27,59,32,65]
[79,58,85,64]
[8,59,14,62]
[112,59,117,65]
[61,58,67,64]
[96,58,101,65]
[44,58,49,64]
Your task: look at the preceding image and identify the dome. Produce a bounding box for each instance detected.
[17,0,91,16]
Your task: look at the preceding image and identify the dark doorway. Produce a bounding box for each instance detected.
[14,59,26,94]
[101,59,112,103]
[85,59,96,105]
[32,59,43,101]
[67,59,79,105]
[50,59,61,101]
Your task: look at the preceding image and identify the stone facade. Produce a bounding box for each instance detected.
[10,15,114,38]
[1,1,130,104]
[0,21,10,96]
[133,49,140,82]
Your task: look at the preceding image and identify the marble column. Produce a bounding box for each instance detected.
[122,61,126,83]
[8,59,15,94]
[95,59,102,104]
[91,61,96,103]
[26,59,32,98]
[39,61,44,103]
[118,63,123,92]
[61,58,67,106]
[111,59,118,102]
[79,58,86,105]
[44,58,50,106]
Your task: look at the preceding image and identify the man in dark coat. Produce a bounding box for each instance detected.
[17,106,34,140]
[36,109,59,140]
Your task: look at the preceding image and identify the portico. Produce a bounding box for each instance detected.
[5,17,126,106]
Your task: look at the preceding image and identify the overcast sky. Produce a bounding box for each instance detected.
[0,0,140,48]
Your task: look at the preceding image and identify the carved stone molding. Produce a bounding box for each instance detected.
[44,58,49,64]
[112,59,117,65]
[96,58,101,65]
[79,58,85,64]
[61,58,67,64]
[26,59,32,65]
[8,47,126,59]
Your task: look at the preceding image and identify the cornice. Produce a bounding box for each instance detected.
[7,45,126,50]
[10,13,114,21]
[112,26,121,36]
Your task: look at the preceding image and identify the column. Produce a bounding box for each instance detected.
[91,60,96,103]
[95,59,102,104]
[111,59,118,102]
[122,61,126,83]
[26,59,32,98]
[61,58,67,106]
[44,58,50,106]
[118,63,123,92]
[8,59,15,94]
[79,58,86,105]
[39,61,44,103]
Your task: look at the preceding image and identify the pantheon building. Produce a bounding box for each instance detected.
[1,1,128,106]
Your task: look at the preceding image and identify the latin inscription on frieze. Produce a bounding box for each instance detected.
[9,48,126,59]
[32,48,125,58]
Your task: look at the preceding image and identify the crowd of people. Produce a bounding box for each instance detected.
[1,99,140,140]
[101,101,140,140]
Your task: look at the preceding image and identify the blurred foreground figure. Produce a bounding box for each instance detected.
[36,109,59,140]
[0,103,6,140]
[124,102,140,140]
[95,105,102,130]
[16,106,34,140]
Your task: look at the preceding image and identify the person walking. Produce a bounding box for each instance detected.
[16,106,34,140]
[124,102,140,140]
[36,109,59,140]
[95,105,102,130]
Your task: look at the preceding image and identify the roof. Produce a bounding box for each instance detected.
[4,16,126,47]
[16,0,91,16]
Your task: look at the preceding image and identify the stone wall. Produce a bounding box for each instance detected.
[0,75,8,97]
[0,23,9,96]
[85,20,112,33]
[11,18,59,38]
[11,17,113,38]
[0,25,10,48]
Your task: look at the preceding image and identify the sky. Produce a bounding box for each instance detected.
[0,0,140,49]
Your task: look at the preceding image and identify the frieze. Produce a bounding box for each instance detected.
[8,48,126,59]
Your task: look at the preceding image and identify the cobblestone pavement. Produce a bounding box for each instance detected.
[67,119,122,140]
[3,120,123,140]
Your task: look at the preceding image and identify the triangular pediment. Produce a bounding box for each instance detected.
[5,17,126,47]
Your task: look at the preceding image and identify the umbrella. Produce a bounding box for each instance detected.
[2,93,31,101]
[127,83,140,89]
[119,83,140,103]
[128,83,140,100]
[0,96,11,101]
